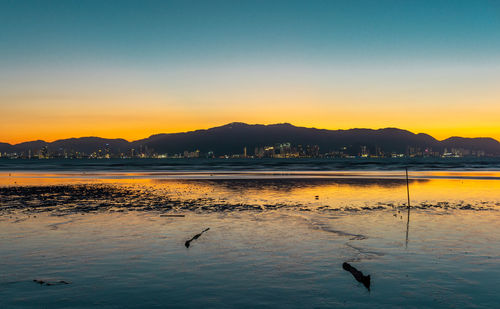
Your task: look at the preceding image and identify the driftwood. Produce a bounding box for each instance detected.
[33,279,70,286]
[160,214,185,217]
[342,262,370,290]
[185,228,210,248]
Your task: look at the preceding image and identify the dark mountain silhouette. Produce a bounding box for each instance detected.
[0,138,129,154]
[132,123,441,155]
[1,122,499,156]
[440,137,500,155]
[50,137,130,154]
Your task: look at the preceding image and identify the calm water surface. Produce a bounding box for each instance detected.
[0,168,499,308]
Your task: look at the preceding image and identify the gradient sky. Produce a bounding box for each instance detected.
[1,0,499,143]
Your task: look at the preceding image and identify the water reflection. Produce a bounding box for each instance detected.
[157,178,429,190]
[0,174,498,216]
[1,171,500,307]
[406,207,411,249]
[1,208,499,308]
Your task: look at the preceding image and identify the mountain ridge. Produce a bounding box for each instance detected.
[1,123,499,156]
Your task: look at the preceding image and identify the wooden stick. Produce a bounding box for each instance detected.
[405,167,411,248]
[405,167,410,209]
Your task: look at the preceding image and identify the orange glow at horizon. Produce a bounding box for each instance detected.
[2,110,500,144]
[2,61,499,144]
[1,96,500,144]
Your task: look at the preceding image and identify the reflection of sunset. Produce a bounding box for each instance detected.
[2,172,499,211]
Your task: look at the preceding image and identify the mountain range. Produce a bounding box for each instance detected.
[1,123,500,156]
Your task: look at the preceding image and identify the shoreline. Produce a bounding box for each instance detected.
[2,170,500,180]
[1,181,498,216]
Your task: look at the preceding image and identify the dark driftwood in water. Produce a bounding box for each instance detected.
[160,214,185,217]
[342,262,371,290]
[185,228,210,248]
[33,279,69,286]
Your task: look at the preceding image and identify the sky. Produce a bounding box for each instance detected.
[1,0,499,143]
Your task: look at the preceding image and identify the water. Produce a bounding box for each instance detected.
[1,157,500,172]
[0,159,499,308]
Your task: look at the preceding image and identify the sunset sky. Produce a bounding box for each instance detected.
[1,0,499,144]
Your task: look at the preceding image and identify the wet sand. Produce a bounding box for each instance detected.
[0,172,499,308]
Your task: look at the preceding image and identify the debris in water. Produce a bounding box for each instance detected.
[160,214,185,217]
[33,279,70,286]
[185,228,210,248]
[342,262,371,290]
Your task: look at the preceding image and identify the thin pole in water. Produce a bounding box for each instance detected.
[405,167,411,248]
[405,167,410,209]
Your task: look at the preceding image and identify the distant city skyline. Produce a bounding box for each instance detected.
[1,1,499,143]
[1,122,499,159]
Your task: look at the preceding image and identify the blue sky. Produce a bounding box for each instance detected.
[2,0,499,66]
[1,0,499,142]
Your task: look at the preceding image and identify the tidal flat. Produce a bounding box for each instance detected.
[0,171,499,308]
